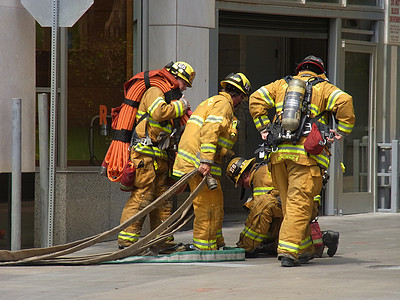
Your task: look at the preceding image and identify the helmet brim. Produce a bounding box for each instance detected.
[234,158,256,186]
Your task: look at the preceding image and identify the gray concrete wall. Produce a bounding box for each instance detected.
[0,0,35,172]
[148,0,215,108]
[35,172,127,246]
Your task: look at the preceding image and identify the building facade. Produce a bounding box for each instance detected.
[1,0,398,248]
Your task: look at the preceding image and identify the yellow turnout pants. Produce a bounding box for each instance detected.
[118,153,172,247]
[189,173,224,250]
[271,160,322,260]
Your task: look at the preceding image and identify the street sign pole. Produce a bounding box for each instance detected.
[47,0,59,247]
[21,0,94,248]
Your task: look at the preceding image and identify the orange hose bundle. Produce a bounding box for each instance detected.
[102,68,189,182]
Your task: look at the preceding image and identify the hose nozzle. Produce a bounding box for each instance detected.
[206,175,218,190]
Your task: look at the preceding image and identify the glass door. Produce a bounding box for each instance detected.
[337,43,375,213]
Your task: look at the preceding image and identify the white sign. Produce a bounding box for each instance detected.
[21,0,93,27]
[386,0,400,45]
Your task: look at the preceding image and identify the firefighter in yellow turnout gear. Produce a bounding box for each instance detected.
[226,157,282,257]
[249,56,354,266]
[118,61,195,249]
[227,157,340,260]
[173,73,251,250]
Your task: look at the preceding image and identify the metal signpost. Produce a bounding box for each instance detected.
[21,0,93,247]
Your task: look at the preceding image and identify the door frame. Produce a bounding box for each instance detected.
[336,41,377,214]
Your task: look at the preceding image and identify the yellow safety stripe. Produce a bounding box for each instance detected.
[242,226,268,242]
[118,231,139,242]
[210,166,222,177]
[218,136,234,149]
[278,236,312,253]
[136,110,146,118]
[313,238,323,245]
[337,120,354,134]
[176,149,222,177]
[276,102,283,113]
[205,115,223,123]
[278,240,299,254]
[310,106,328,124]
[216,230,223,238]
[148,118,172,133]
[275,144,330,169]
[256,86,275,107]
[193,237,217,250]
[172,169,186,178]
[299,236,313,250]
[310,103,320,116]
[172,100,186,118]
[314,195,321,206]
[133,143,168,159]
[177,149,199,166]
[201,143,217,153]
[326,89,345,111]
[253,186,273,196]
[253,116,270,130]
[148,97,165,116]
[137,110,172,133]
[187,115,204,127]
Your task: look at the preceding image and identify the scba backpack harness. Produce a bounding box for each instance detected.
[256,75,332,157]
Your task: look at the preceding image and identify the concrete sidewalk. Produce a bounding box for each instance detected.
[1,213,400,300]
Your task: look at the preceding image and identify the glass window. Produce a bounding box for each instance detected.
[68,0,132,166]
[347,0,378,5]
[342,19,374,31]
[342,19,376,43]
[342,51,371,193]
[307,0,339,3]
[35,0,133,167]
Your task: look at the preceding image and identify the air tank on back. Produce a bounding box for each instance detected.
[281,79,306,133]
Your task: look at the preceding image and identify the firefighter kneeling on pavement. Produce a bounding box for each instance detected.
[226,157,340,260]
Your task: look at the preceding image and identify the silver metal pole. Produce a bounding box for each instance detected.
[38,93,49,247]
[391,140,398,213]
[11,98,22,251]
[48,0,59,247]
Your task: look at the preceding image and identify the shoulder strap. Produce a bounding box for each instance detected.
[308,77,326,86]
[283,75,293,83]
[129,113,149,148]
[164,88,183,104]
[144,70,151,90]
[253,159,268,172]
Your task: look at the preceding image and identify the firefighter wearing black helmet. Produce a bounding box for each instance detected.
[249,55,354,267]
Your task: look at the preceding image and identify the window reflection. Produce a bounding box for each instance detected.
[343,52,370,193]
[35,0,133,166]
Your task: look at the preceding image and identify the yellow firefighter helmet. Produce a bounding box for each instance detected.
[165,61,196,87]
[226,157,256,187]
[220,73,252,99]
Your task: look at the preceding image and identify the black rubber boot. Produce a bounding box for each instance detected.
[245,249,259,258]
[280,256,300,267]
[322,230,339,257]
